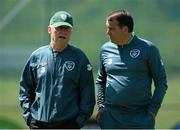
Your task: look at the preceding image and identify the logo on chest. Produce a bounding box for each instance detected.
[130,49,140,58]
[40,66,46,74]
[64,61,75,71]
[39,63,47,74]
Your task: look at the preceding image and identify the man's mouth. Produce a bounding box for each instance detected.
[58,36,66,39]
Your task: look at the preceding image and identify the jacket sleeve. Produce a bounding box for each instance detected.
[76,55,95,128]
[19,57,36,126]
[147,45,168,116]
[96,49,107,110]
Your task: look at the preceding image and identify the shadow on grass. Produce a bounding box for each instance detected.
[0,118,22,129]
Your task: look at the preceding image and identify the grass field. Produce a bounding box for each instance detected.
[0,73,180,129]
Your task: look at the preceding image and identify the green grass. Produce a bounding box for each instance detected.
[0,74,180,129]
[154,76,180,128]
[1,0,180,68]
[0,118,22,129]
[0,79,28,129]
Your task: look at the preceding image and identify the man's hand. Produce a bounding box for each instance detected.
[96,108,104,123]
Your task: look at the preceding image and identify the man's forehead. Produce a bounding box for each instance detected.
[107,16,115,22]
[106,16,118,26]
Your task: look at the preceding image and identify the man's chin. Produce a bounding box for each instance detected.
[110,40,117,44]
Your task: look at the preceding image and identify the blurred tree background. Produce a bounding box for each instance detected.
[0,0,180,129]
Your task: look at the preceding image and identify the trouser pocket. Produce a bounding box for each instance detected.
[132,111,155,129]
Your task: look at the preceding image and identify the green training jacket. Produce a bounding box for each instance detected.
[19,44,95,127]
[96,35,168,115]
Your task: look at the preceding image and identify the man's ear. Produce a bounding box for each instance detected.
[122,26,129,33]
[48,26,51,34]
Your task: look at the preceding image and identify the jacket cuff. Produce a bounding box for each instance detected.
[26,114,32,126]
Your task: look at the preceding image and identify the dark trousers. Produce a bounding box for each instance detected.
[29,118,80,129]
[99,110,155,129]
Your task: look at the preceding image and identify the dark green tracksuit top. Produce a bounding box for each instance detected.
[19,44,95,127]
[96,35,168,115]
